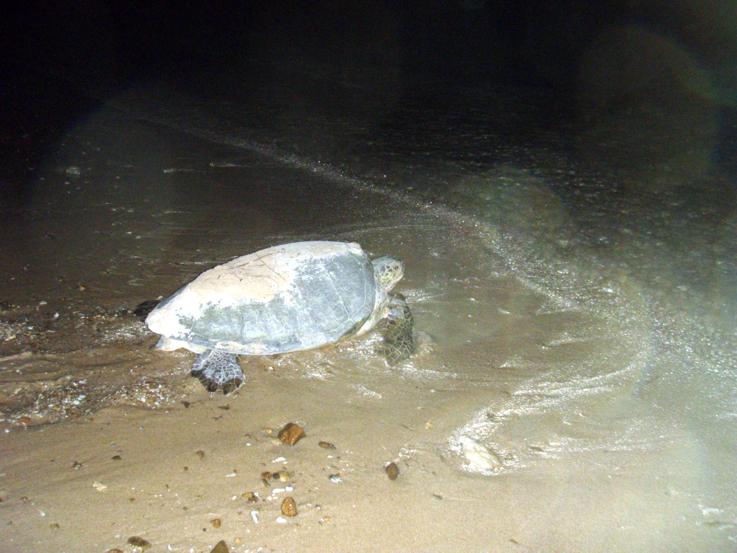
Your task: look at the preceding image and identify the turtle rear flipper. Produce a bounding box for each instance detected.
[379,294,415,365]
[191,349,244,394]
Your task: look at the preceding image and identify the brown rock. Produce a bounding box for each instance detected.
[106,549,124,553]
[318,441,336,449]
[127,536,151,549]
[210,517,221,528]
[385,462,399,480]
[211,541,229,553]
[241,491,259,503]
[281,496,298,517]
[278,422,305,445]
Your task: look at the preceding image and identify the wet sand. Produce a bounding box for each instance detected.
[1,78,736,552]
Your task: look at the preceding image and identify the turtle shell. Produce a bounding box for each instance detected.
[146,241,378,355]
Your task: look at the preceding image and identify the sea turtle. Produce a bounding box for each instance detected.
[145,241,414,393]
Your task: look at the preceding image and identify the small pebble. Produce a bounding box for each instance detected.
[278,423,305,446]
[385,462,399,481]
[93,481,108,492]
[127,536,151,549]
[328,474,342,484]
[275,516,288,524]
[241,491,259,503]
[112,455,122,461]
[196,450,205,460]
[210,518,221,528]
[318,441,336,449]
[280,496,298,517]
[210,540,229,553]
[106,549,124,553]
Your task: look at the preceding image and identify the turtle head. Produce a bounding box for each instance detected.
[372,256,404,292]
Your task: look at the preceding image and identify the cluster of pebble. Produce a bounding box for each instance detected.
[104,421,401,553]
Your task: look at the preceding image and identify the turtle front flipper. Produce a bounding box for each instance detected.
[191,349,244,394]
[379,293,415,365]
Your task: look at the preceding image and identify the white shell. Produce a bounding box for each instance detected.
[146,241,385,355]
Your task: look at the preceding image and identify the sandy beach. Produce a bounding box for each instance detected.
[2,20,736,549]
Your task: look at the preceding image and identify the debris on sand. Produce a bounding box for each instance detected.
[318,440,336,449]
[278,422,305,445]
[280,496,298,517]
[385,462,399,481]
[127,536,151,550]
[241,491,259,503]
[210,517,222,528]
[211,540,229,553]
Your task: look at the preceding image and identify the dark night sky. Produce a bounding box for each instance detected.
[2,1,736,199]
[5,1,721,88]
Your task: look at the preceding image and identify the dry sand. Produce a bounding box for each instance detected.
[0,337,716,553]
